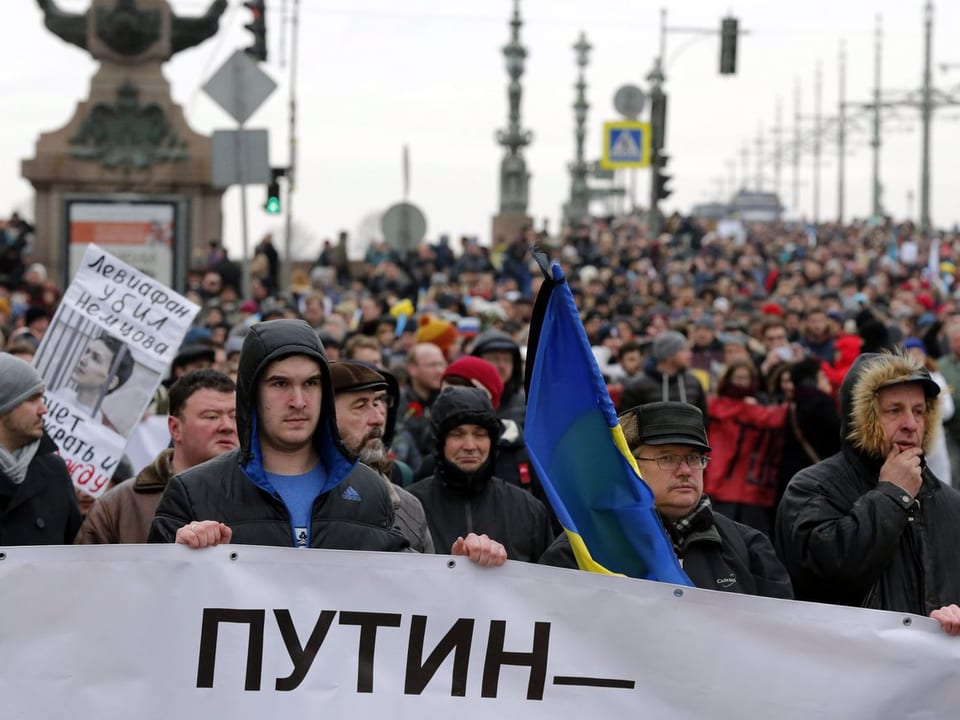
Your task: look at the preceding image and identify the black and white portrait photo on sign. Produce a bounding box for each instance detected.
[34,306,162,438]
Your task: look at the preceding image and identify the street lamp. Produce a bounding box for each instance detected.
[495,0,533,217]
[566,32,592,224]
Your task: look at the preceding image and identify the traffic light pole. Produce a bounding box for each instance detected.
[232,57,251,299]
[283,0,300,290]
[648,62,665,237]
[646,8,739,238]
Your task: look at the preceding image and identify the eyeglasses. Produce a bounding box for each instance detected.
[634,453,709,471]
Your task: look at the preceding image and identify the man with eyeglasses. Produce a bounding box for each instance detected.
[540,401,793,599]
[329,361,433,553]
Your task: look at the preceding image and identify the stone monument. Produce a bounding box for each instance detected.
[23,0,228,290]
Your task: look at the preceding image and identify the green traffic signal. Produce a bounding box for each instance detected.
[265,180,281,214]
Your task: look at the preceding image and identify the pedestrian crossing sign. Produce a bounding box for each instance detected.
[601,121,651,169]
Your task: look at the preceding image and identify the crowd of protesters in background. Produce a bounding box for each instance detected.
[7,215,960,514]
[6,208,960,627]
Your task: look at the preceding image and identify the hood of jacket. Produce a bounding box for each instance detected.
[471,329,523,397]
[840,352,941,460]
[377,365,402,446]
[235,319,355,484]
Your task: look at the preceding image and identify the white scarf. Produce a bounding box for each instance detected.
[0,439,41,485]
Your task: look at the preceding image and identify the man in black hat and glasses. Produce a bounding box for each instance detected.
[540,401,793,599]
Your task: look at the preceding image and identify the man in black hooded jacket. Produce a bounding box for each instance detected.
[407,386,553,562]
[776,352,960,634]
[149,319,506,567]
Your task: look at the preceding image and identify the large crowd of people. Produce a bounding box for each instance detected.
[3,210,960,634]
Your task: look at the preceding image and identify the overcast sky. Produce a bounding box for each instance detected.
[8,0,960,262]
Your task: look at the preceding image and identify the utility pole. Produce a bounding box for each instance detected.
[793,78,801,212]
[773,97,783,198]
[740,143,749,191]
[837,40,846,225]
[647,62,666,236]
[755,123,764,191]
[920,0,933,233]
[646,8,667,238]
[282,0,299,289]
[646,8,740,236]
[813,59,823,224]
[851,5,959,228]
[871,15,883,219]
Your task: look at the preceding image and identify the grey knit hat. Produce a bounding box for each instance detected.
[651,330,688,362]
[0,354,44,415]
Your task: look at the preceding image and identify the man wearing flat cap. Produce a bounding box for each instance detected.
[617,330,707,417]
[328,360,434,553]
[541,401,792,599]
[0,354,81,544]
[777,353,960,634]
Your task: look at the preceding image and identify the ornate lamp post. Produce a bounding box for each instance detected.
[492,0,533,242]
[566,32,592,225]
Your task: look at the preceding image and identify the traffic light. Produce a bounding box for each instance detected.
[651,91,668,152]
[265,168,284,214]
[654,154,672,201]
[244,0,267,62]
[720,17,738,75]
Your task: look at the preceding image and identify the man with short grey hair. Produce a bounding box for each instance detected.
[0,353,81,544]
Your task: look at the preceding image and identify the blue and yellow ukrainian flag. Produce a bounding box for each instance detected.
[524,257,691,584]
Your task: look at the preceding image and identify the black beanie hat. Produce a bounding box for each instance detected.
[790,356,823,388]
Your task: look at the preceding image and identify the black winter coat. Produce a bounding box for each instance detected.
[776,353,960,615]
[774,384,840,510]
[149,319,408,551]
[149,451,408,550]
[408,386,553,561]
[408,473,553,562]
[617,361,708,417]
[539,512,793,599]
[0,433,81,545]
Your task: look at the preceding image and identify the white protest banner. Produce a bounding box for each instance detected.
[1,546,958,719]
[32,244,199,495]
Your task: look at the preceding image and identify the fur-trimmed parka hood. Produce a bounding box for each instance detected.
[840,352,941,460]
